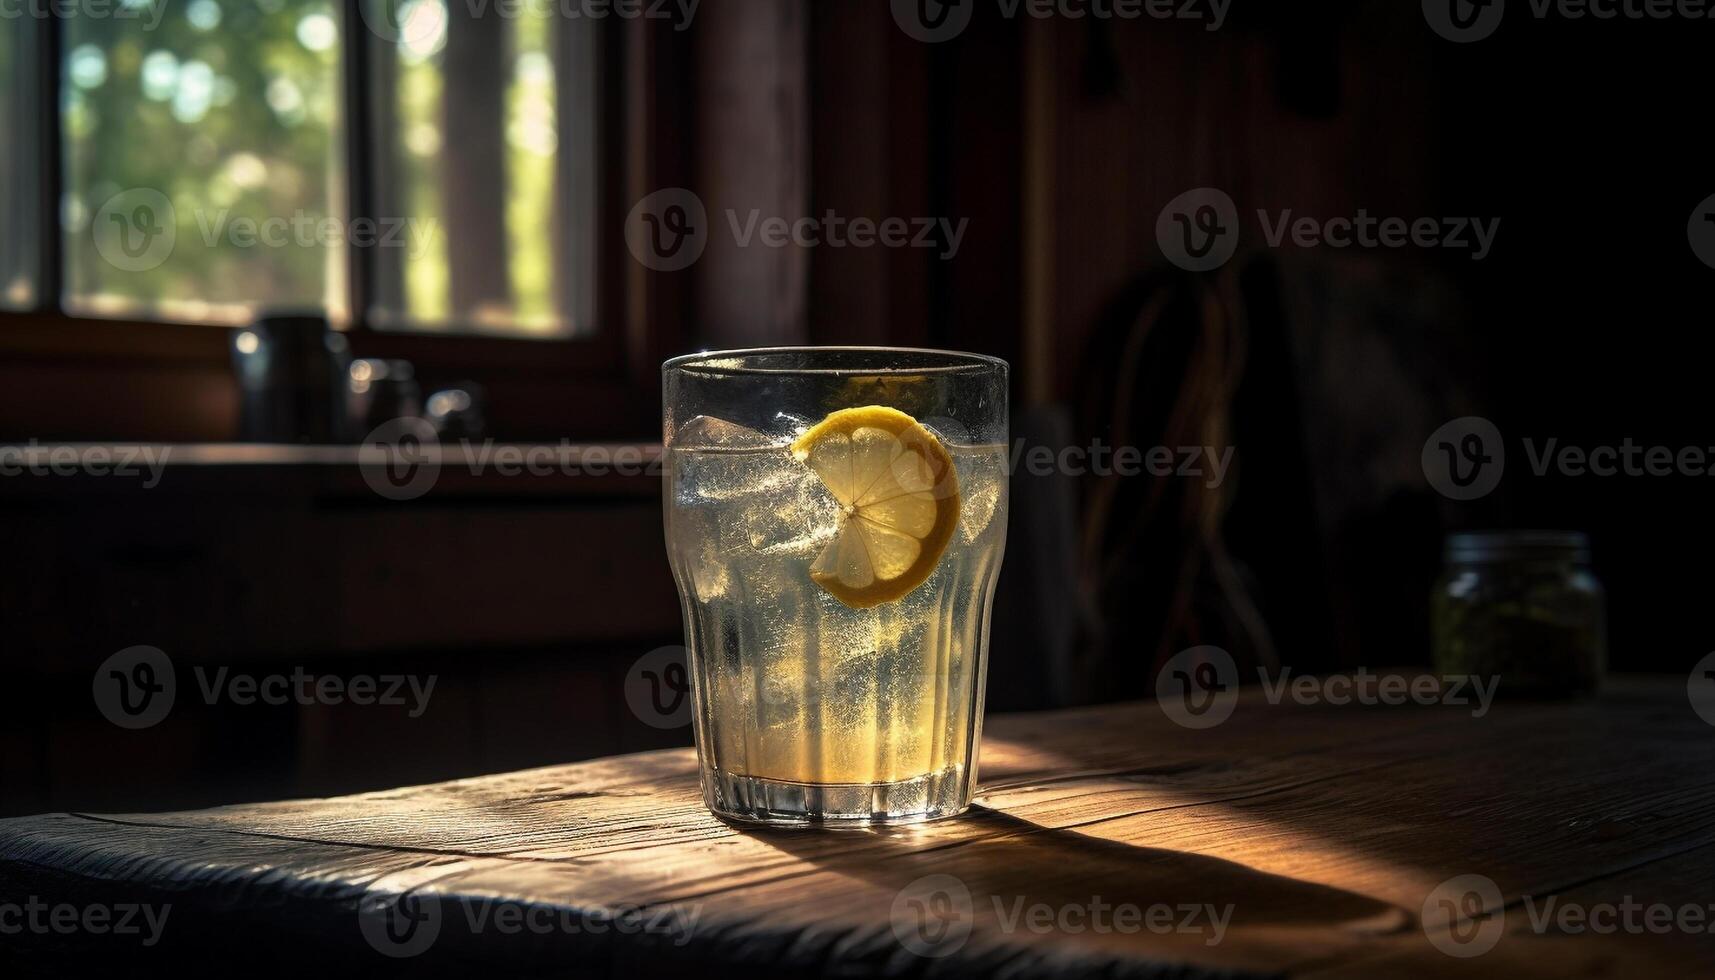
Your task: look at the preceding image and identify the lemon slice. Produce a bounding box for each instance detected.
[790,406,961,609]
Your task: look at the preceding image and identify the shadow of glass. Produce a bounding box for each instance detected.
[738,805,1402,933]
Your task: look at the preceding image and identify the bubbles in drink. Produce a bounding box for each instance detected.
[666,428,1008,789]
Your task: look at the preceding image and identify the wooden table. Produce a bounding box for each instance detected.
[4,677,1712,977]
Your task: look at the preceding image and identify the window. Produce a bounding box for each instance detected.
[0,15,40,309]
[20,0,603,338]
[362,0,598,336]
[62,0,346,322]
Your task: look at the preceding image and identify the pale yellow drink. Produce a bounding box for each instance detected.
[666,428,1007,811]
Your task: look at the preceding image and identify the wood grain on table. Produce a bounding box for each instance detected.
[2,678,1711,977]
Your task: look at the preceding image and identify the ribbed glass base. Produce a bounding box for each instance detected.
[704,766,971,827]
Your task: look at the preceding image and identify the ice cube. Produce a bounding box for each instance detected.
[672,416,799,503]
[674,415,776,449]
[958,475,1004,544]
[745,468,841,557]
[684,533,732,601]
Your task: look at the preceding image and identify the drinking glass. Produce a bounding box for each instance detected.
[663,348,1009,826]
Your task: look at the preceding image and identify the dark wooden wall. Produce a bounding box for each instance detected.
[0,462,685,817]
[1026,5,1439,400]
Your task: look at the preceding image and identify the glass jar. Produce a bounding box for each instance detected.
[1432,531,1606,697]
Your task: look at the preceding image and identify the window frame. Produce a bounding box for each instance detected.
[0,4,690,440]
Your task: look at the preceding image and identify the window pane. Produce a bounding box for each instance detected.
[362,1,596,338]
[0,16,40,309]
[62,1,346,323]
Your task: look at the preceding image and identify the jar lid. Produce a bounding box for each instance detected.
[1445,530,1591,564]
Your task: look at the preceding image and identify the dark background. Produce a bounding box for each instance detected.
[2,1,1710,817]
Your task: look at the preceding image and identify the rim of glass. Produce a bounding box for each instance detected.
[663,346,1009,377]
